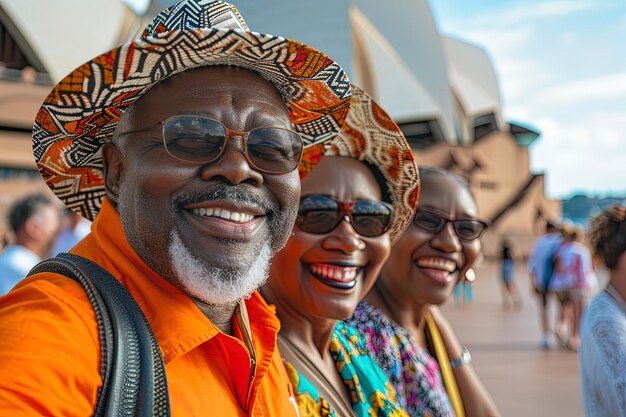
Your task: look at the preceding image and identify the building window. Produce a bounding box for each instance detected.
[473,113,498,141]
[398,120,444,149]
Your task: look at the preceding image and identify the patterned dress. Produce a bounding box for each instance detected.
[347,301,456,417]
[284,321,409,417]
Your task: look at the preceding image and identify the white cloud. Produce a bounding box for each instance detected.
[538,72,626,104]
[529,116,626,197]
[468,1,598,26]
[562,31,576,45]
[437,0,626,196]
[612,13,626,30]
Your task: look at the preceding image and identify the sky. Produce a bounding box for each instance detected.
[11,0,623,199]
[430,0,626,199]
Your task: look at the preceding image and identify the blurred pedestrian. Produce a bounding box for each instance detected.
[579,205,626,417]
[528,221,562,348]
[500,239,522,309]
[453,269,474,305]
[51,209,91,255]
[0,194,60,295]
[551,225,597,351]
[348,167,500,417]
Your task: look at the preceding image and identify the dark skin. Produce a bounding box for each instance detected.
[102,66,300,334]
[367,172,500,417]
[263,156,392,405]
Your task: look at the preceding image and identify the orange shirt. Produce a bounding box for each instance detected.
[0,198,298,417]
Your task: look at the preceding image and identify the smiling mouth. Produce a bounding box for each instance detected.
[190,207,257,223]
[415,257,458,284]
[308,263,361,289]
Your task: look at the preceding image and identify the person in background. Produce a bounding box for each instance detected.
[348,167,500,417]
[579,205,626,417]
[52,208,91,255]
[500,239,522,309]
[262,86,419,416]
[0,193,60,295]
[453,268,475,305]
[528,221,563,348]
[551,225,597,351]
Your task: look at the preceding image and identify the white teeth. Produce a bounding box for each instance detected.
[311,264,359,282]
[219,209,231,220]
[417,257,456,272]
[191,208,254,223]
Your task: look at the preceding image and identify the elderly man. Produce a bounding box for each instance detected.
[0,1,350,415]
[0,193,60,295]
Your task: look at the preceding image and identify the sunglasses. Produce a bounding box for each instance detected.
[413,208,488,241]
[162,115,304,174]
[296,195,394,237]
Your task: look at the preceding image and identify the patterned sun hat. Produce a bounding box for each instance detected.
[298,85,420,243]
[33,0,352,221]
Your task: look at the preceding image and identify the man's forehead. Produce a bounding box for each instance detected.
[116,66,288,134]
[150,66,273,93]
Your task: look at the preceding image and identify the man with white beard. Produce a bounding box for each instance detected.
[0,1,351,415]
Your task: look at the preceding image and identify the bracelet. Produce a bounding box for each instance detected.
[450,345,471,368]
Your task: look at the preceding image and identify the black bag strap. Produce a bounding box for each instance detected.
[27,253,171,417]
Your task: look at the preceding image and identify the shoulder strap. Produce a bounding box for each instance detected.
[27,253,171,417]
[424,311,465,417]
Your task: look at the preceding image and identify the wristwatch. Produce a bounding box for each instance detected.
[450,345,471,368]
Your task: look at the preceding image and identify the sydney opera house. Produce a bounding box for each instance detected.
[0,0,560,256]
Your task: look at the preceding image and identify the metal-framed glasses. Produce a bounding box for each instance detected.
[413,207,489,241]
[296,194,394,237]
[162,115,304,174]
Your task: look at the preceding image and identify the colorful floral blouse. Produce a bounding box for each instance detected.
[346,301,456,417]
[284,321,409,417]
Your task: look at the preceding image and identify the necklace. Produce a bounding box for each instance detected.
[278,334,356,417]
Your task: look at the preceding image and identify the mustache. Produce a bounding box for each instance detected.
[172,185,279,215]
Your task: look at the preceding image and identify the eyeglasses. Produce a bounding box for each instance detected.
[413,208,488,241]
[296,195,394,237]
[162,115,304,174]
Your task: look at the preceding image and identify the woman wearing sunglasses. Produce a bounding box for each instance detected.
[347,167,500,417]
[261,86,419,417]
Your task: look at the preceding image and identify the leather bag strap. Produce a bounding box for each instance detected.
[28,253,171,417]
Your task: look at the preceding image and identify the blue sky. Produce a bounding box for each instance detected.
[430,0,626,198]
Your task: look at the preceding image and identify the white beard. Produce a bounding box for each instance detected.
[168,230,271,305]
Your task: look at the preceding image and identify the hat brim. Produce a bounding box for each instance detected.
[33,28,352,221]
[298,85,420,243]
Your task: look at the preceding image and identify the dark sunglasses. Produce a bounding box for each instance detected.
[296,195,394,237]
[413,208,489,241]
[162,115,304,174]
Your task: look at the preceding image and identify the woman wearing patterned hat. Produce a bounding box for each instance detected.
[580,205,626,417]
[261,85,419,416]
[347,168,500,417]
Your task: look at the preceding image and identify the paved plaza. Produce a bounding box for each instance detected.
[441,261,585,417]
